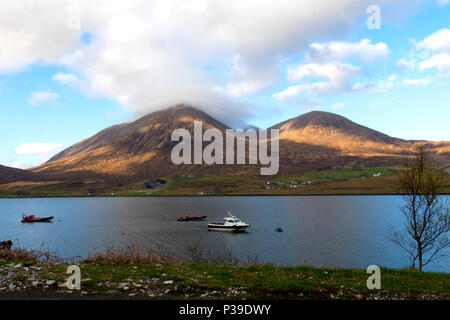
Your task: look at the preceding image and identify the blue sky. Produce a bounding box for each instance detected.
[0,0,449,168]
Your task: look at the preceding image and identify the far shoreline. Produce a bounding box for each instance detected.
[1,193,449,199]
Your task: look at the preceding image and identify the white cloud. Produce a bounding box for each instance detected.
[352,81,377,92]
[217,80,268,97]
[413,28,450,76]
[330,102,346,110]
[14,143,64,155]
[0,1,82,74]
[307,39,389,62]
[274,38,390,102]
[420,53,450,74]
[273,58,386,101]
[287,62,361,93]
[52,72,80,87]
[437,0,449,6]
[417,28,450,53]
[0,0,409,126]
[7,161,35,169]
[28,91,59,105]
[13,142,64,166]
[273,85,307,101]
[403,77,432,86]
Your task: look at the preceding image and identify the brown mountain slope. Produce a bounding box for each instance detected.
[0,165,43,184]
[23,105,450,182]
[271,111,450,173]
[31,104,254,182]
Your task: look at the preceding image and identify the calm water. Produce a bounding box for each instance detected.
[0,196,448,272]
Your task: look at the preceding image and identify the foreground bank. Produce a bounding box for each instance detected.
[0,259,448,300]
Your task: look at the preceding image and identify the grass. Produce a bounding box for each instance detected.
[1,258,448,299]
[0,246,62,263]
[1,166,449,197]
[273,167,397,184]
[0,245,449,299]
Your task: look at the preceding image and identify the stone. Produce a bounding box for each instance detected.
[106,290,120,295]
[46,280,56,286]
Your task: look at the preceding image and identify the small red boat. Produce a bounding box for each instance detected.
[21,214,54,223]
[177,215,207,221]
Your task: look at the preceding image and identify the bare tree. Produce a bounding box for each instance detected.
[389,145,449,271]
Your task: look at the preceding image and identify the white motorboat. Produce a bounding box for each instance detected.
[208,215,250,232]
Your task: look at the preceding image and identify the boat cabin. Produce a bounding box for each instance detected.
[224,216,241,224]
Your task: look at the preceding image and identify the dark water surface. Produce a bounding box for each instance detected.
[0,196,448,272]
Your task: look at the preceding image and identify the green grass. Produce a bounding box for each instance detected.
[272,167,397,183]
[1,259,448,299]
[1,166,449,197]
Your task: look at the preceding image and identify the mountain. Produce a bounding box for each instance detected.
[271,110,450,173]
[31,104,248,182]
[2,105,449,185]
[0,165,42,184]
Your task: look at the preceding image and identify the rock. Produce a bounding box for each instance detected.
[144,178,166,189]
[8,284,16,290]
[163,280,173,284]
[106,290,120,295]
[58,282,67,288]
[31,281,40,287]
[46,280,56,286]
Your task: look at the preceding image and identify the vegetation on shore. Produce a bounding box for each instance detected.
[1,166,448,197]
[0,245,449,300]
[1,258,449,300]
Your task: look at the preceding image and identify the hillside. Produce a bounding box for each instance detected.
[271,111,450,174]
[1,105,449,190]
[31,104,251,183]
[0,165,42,185]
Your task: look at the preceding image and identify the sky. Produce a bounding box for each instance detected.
[0,0,449,169]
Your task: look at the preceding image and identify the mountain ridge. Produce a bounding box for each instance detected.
[1,104,449,185]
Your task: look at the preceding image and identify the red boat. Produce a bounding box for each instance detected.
[21,214,54,223]
[177,215,207,221]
